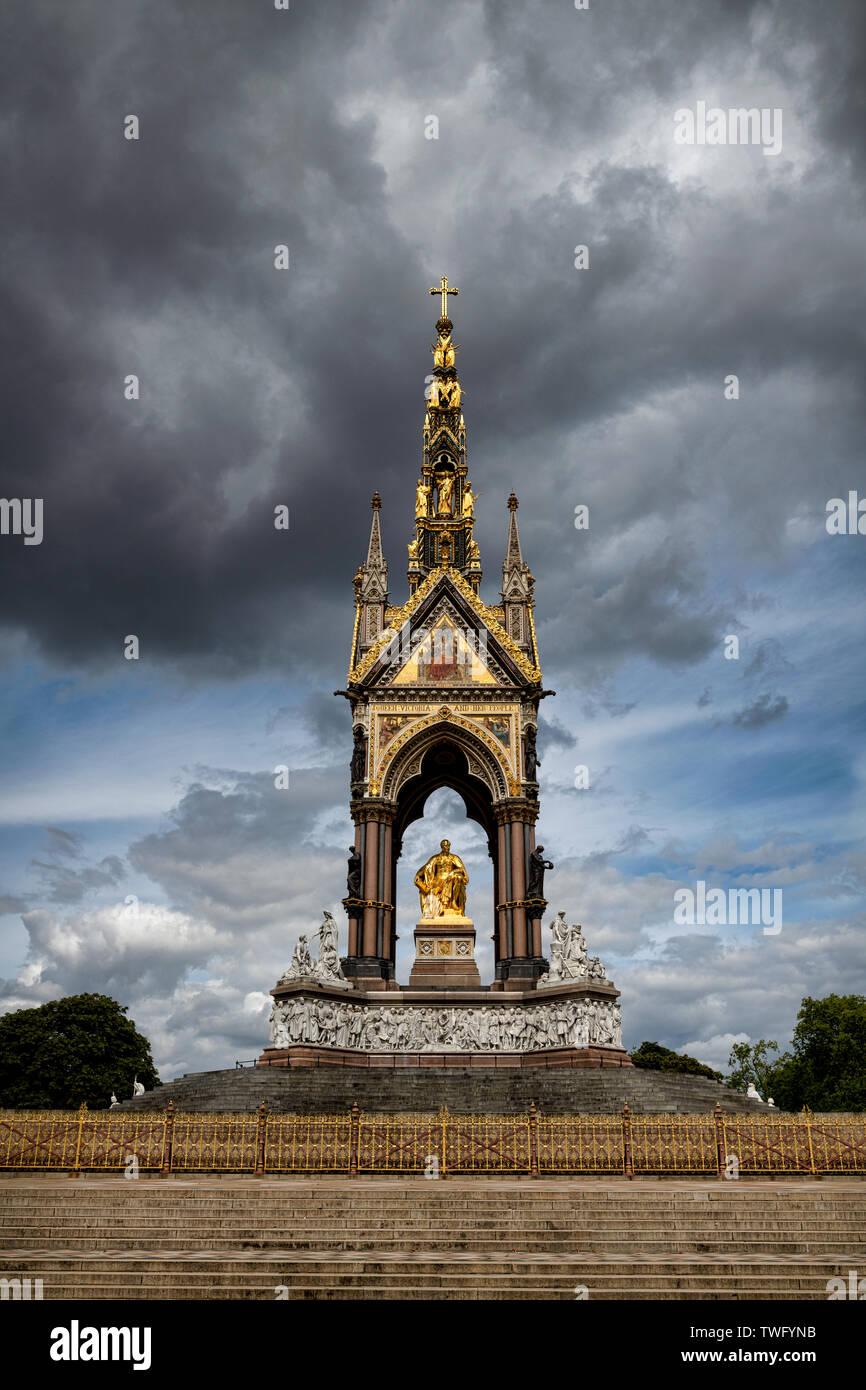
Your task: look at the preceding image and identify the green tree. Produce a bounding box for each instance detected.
[725,1039,786,1099]
[774,995,866,1112]
[0,994,159,1109]
[631,1040,722,1081]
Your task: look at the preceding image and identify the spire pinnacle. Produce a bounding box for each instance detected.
[505,494,523,569]
[365,497,384,569]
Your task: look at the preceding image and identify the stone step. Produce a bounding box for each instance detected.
[3,1177,859,1299]
[1,1239,857,1257]
[111,1064,775,1115]
[3,1200,861,1212]
[0,1261,846,1295]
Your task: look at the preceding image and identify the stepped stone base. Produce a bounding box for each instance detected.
[115,1065,772,1115]
[258,1045,632,1068]
[2,1179,864,1300]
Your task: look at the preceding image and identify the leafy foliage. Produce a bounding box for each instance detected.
[630,1040,722,1081]
[0,993,159,1109]
[726,1039,783,1099]
[726,996,866,1111]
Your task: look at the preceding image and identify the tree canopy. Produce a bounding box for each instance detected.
[727,995,866,1112]
[0,993,159,1109]
[630,1040,722,1081]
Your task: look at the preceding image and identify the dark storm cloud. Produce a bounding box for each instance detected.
[730,690,789,728]
[28,828,126,904]
[0,0,420,679]
[127,766,349,922]
[1,0,864,696]
[536,713,576,752]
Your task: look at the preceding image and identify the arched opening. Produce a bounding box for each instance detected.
[396,788,492,983]
[391,737,498,984]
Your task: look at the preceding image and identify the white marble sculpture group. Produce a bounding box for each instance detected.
[538,912,607,984]
[278,911,348,986]
[270,908,621,1054]
[269,994,622,1052]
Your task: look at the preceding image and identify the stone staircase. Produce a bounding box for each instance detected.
[115,1065,770,1114]
[1,1178,862,1299]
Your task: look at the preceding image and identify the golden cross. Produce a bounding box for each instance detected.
[430,274,459,317]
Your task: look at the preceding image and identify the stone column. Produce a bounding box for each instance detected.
[361,819,379,957]
[492,800,545,986]
[496,822,509,969]
[389,836,400,972]
[510,819,528,958]
[346,824,362,958]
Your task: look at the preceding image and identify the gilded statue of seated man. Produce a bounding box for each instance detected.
[414,838,468,918]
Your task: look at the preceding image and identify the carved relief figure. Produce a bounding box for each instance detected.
[269,996,623,1054]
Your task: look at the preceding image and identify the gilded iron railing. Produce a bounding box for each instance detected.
[1,1103,864,1176]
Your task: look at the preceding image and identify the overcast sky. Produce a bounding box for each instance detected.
[1,0,864,1084]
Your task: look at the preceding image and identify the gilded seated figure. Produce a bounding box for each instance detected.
[414,838,469,918]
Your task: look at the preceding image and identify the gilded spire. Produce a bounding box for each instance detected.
[409,279,479,592]
[427,279,463,412]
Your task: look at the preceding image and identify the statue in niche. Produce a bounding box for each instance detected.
[435,472,455,516]
[414,838,469,918]
[462,484,479,519]
[524,725,539,781]
[346,846,362,898]
[415,478,431,518]
[527,844,554,900]
[350,726,366,782]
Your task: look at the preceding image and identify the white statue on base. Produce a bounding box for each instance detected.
[132,1077,145,1097]
[539,913,606,984]
[746,1082,762,1101]
[313,911,347,983]
[280,933,316,982]
[279,912,347,985]
[109,1093,119,1108]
